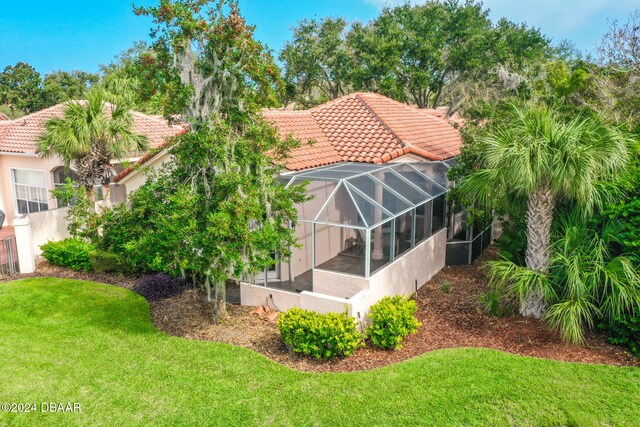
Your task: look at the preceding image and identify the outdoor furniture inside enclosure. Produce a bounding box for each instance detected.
[279,162,452,279]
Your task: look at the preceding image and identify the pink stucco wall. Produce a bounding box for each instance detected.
[0,153,64,226]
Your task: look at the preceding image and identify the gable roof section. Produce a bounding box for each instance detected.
[0,101,184,155]
[263,92,462,170]
[115,92,463,181]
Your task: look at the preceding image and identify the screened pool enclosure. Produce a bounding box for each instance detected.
[267,161,453,290]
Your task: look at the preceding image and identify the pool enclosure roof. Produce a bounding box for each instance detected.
[280,161,454,230]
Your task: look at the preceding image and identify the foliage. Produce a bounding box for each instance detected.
[478,288,513,317]
[601,313,640,358]
[460,103,631,319]
[487,215,640,344]
[280,17,352,107]
[43,70,99,105]
[50,179,101,243]
[278,307,364,359]
[132,273,188,302]
[88,250,132,274]
[0,104,25,119]
[602,141,640,261]
[0,62,45,113]
[595,10,640,128]
[135,0,283,120]
[100,40,187,116]
[40,238,96,272]
[38,87,149,203]
[100,0,304,321]
[280,2,552,110]
[367,295,421,350]
[441,280,452,294]
[460,103,629,215]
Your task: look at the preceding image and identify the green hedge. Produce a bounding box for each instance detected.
[367,295,421,350]
[278,308,363,359]
[40,238,95,272]
[603,314,640,358]
[89,250,132,274]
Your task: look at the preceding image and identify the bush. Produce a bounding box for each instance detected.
[602,314,640,358]
[367,296,421,350]
[41,238,95,272]
[89,250,132,274]
[133,273,188,302]
[278,308,364,359]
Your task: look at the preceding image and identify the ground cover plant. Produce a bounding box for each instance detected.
[1,278,639,426]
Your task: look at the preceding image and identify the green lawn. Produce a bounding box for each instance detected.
[0,278,638,426]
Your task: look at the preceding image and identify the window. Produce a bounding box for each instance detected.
[11,169,49,214]
[52,166,78,207]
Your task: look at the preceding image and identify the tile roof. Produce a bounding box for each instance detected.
[263,92,462,170]
[114,92,463,181]
[0,101,185,155]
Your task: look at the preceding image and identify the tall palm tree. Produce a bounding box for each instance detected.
[461,103,630,318]
[38,88,149,206]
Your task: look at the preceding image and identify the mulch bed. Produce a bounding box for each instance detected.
[17,251,639,372]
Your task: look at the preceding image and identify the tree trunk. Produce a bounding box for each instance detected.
[86,186,96,204]
[522,185,555,318]
[212,280,228,321]
[101,182,112,209]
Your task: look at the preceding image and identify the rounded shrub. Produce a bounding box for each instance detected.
[278,307,364,359]
[367,295,421,350]
[40,238,95,272]
[133,273,188,302]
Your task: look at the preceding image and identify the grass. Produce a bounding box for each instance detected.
[1,278,639,426]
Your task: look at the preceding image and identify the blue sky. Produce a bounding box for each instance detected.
[0,0,637,75]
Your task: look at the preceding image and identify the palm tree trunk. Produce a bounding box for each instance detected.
[86,186,96,204]
[101,182,112,209]
[522,185,555,318]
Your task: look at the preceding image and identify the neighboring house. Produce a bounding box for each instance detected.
[116,92,489,319]
[0,102,185,227]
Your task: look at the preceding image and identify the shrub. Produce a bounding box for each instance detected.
[40,238,95,272]
[367,296,421,350]
[441,280,452,294]
[133,273,188,302]
[278,308,364,359]
[89,250,132,274]
[601,314,640,358]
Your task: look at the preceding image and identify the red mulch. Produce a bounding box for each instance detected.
[148,248,639,372]
[19,252,639,372]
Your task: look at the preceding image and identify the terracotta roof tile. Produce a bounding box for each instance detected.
[0,101,184,155]
[114,92,464,180]
[264,92,462,170]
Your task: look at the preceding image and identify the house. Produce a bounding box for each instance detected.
[115,92,490,319]
[0,102,185,228]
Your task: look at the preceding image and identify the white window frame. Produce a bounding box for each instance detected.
[10,168,49,215]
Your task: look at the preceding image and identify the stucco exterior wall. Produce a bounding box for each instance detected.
[27,207,70,259]
[118,150,174,195]
[241,228,447,322]
[312,269,369,299]
[0,153,64,226]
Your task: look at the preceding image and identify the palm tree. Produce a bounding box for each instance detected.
[461,103,630,318]
[38,88,148,206]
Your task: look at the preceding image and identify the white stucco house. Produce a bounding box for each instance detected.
[114,93,491,320]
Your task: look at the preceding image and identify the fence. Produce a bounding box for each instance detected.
[445,225,492,265]
[0,236,19,278]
